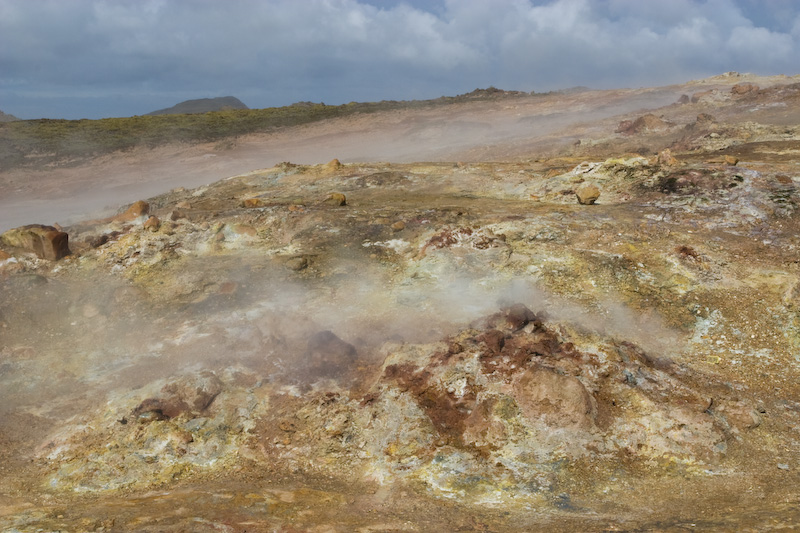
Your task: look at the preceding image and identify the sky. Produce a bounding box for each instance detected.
[1,0,799,120]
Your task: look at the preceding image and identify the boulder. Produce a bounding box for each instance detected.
[115,200,150,222]
[575,184,601,205]
[713,400,762,431]
[305,330,357,377]
[479,304,541,333]
[143,215,161,232]
[0,224,70,260]
[169,209,188,221]
[513,366,596,429]
[132,371,223,421]
[615,119,633,134]
[616,114,670,135]
[504,303,539,331]
[696,113,716,126]
[85,233,114,248]
[731,83,759,96]
[324,158,343,170]
[323,193,347,206]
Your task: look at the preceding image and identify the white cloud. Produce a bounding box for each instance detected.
[795,15,800,38]
[0,0,799,119]
[727,25,795,68]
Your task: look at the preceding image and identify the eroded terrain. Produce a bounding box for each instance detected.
[2,73,800,531]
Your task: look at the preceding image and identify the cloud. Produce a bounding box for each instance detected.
[0,0,798,119]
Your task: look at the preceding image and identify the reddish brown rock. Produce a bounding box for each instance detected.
[0,224,70,260]
[477,329,506,356]
[713,400,762,431]
[576,184,601,205]
[143,215,161,232]
[132,371,223,421]
[504,304,539,331]
[696,113,716,126]
[115,200,150,221]
[731,83,759,96]
[513,366,596,429]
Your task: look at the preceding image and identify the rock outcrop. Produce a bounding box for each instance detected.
[616,113,671,135]
[323,192,347,206]
[731,83,759,95]
[132,371,223,421]
[115,200,150,221]
[0,224,70,260]
[575,183,601,204]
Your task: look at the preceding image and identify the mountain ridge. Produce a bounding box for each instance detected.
[146,96,248,116]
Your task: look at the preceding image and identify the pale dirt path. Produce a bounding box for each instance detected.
[0,84,689,232]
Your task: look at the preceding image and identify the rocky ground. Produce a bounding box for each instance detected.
[2,72,800,531]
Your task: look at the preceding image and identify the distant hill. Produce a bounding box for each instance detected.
[0,109,19,122]
[146,96,248,116]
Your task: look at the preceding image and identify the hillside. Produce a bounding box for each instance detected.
[146,95,249,115]
[1,74,798,232]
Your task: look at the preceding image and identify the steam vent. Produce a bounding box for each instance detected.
[3,74,800,530]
